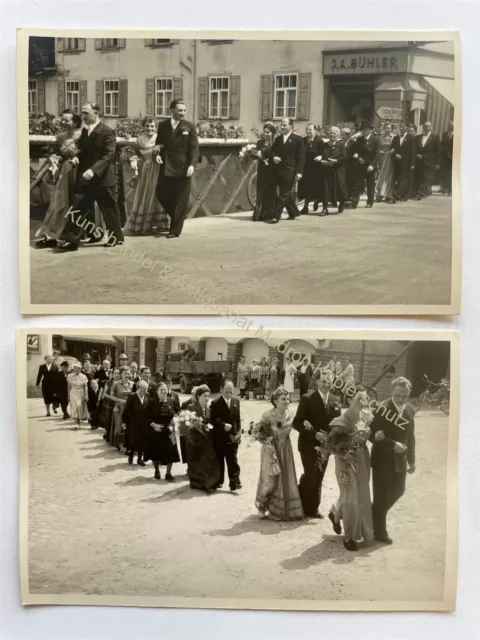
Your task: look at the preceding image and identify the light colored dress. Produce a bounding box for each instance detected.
[236,362,248,391]
[110,381,134,447]
[255,409,304,521]
[283,363,296,394]
[67,372,89,420]
[376,133,395,199]
[328,409,374,543]
[267,365,279,397]
[123,134,169,235]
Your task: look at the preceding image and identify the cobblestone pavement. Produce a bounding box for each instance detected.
[27,397,448,602]
[29,195,452,306]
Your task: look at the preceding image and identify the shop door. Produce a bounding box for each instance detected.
[328,76,376,126]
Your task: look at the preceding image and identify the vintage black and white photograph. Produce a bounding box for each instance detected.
[17,328,458,610]
[19,30,460,315]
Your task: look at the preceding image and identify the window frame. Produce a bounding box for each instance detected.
[273,72,299,120]
[154,77,174,118]
[65,80,81,113]
[208,75,230,120]
[104,38,119,50]
[103,78,120,117]
[64,37,80,52]
[28,79,38,114]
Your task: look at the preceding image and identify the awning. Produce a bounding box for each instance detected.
[60,336,119,345]
[424,76,455,106]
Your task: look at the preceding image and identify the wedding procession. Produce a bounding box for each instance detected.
[24,35,457,309]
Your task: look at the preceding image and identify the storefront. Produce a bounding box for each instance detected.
[52,335,123,365]
[322,43,455,133]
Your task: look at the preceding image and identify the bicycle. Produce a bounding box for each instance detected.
[413,374,450,415]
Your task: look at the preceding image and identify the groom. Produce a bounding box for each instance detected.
[293,369,341,518]
[155,99,199,238]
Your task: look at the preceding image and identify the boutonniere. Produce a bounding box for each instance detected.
[180,127,189,135]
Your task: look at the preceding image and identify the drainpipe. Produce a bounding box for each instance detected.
[358,340,366,383]
[192,39,197,121]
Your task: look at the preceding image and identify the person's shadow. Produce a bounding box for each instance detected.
[141,484,213,503]
[281,534,381,570]
[98,462,139,473]
[209,515,316,538]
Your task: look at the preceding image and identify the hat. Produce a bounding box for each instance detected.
[83,353,91,360]
[360,121,373,129]
[119,353,128,359]
[60,360,69,367]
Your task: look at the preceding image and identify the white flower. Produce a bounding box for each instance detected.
[185,420,191,427]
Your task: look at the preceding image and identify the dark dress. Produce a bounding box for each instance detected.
[298,135,324,202]
[322,140,348,206]
[122,392,150,455]
[252,139,277,222]
[185,401,221,491]
[36,364,59,405]
[144,397,180,464]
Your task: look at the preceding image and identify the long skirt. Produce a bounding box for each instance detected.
[252,162,277,222]
[376,153,395,199]
[124,159,169,234]
[144,427,180,464]
[267,372,279,397]
[69,389,88,420]
[323,166,348,204]
[35,160,77,240]
[255,440,304,521]
[331,447,374,542]
[186,429,220,491]
[110,406,124,449]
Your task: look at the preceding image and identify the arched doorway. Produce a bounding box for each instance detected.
[145,338,158,374]
[204,338,229,361]
[240,338,270,363]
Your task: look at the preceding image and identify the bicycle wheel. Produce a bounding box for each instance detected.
[440,393,450,415]
[247,170,257,209]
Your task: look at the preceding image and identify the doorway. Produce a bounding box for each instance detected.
[327,76,376,126]
[409,341,450,397]
[145,338,158,374]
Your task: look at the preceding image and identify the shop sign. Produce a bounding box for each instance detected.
[376,106,403,120]
[323,51,408,75]
[27,334,40,353]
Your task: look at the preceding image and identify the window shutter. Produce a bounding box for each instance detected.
[173,77,183,102]
[144,39,154,47]
[146,78,155,116]
[57,78,66,114]
[118,39,126,49]
[96,80,104,115]
[95,39,103,51]
[119,79,128,117]
[37,77,46,113]
[79,80,88,106]
[229,75,241,120]
[57,38,64,53]
[198,77,208,120]
[297,72,311,120]
[260,74,273,120]
[78,38,86,52]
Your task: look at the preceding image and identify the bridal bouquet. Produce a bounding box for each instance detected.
[239,143,259,160]
[173,410,213,436]
[250,415,274,445]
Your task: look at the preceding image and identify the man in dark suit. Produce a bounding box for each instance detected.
[267,118,305,223]
[392,122,417,202]
[369,377,416,544]
[440,120,454,196]
[210,380,242,490]
[155,99,199,238]
[60,101,124,251]
[36,355,59,417]
[55,361,71,420]
[292,369,341,517]
[350,121,381,209]
[95,359,111,386]
[413,121,441,200]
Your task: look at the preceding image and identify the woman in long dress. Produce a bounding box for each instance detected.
[252,122,277,222]
[267,357,281,399]
[327,390,374,551]
[67,363,89,428]
[283,357,297,394]
[236,356,248,399]
[99,368,120,442]
[375,123,396,203]
[255,387,304,521]
[298,124,324,214]
[321,127,348,215]
[122,379,150,466]
[110,367,133,451]
[144,382,180,480]
[185,385,221,493]
[35,110,84,248]
[123,117,169,235]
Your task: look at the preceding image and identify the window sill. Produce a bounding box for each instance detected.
[63,49,83,54]
[150,43,175,49]
[101,47,122,52]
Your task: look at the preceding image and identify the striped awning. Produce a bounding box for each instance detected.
[423,76,455,135]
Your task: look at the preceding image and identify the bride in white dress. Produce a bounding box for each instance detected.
[283,357,297,394]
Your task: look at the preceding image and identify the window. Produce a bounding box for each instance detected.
[209,76,229,119]
[28,80,38,114]
[65,81,80,112]
[178,342,187,352]
[104,80,119,116]
[104,38,118,48]
[274,73,298,119]
[217,353,223,361]
[65,38,79,50]
[154,39,171,45]
[155,78,173,117]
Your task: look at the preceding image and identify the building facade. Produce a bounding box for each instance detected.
[30,37,455,136]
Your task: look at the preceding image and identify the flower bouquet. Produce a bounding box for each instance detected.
[250,416,281,476]
[173,409,213,437]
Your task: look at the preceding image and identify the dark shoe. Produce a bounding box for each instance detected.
[301,205,309,215]
[86,236,102,244]
[351,203,358,209]
[167,233,179,239]
[343,539,358,551]
[287,216,297,220]
[320,208,329,216]
[58,243,78,252]
[385,198,396,204]
[366,202,373,208]
[328,511,342,535]
[35,238,58,249]
[62,415,68,421]
[338,204,344,213]
[165,473,174,482]
[46,413,51,417]
[128,452,134,465]
[267,218,279,224]
[217,483,224,489]
[313,200,319,212]
[154,470,161,480]
[137,459,146,467]
[375,534,393,545]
